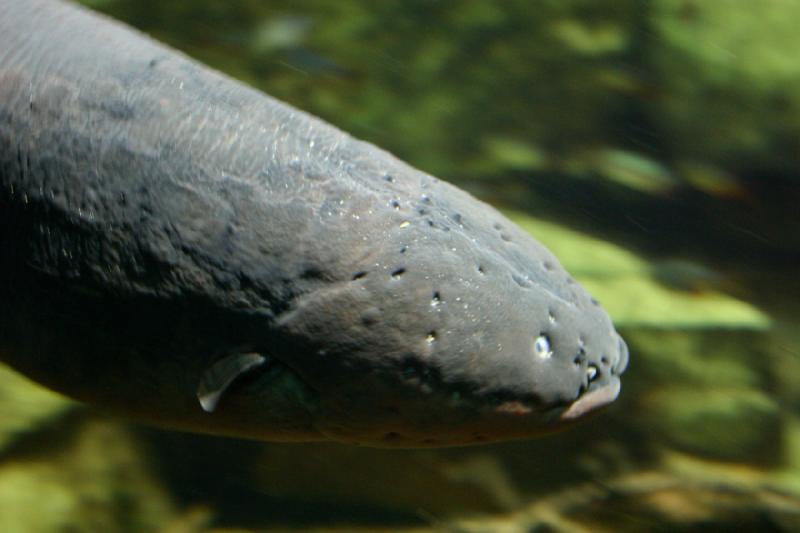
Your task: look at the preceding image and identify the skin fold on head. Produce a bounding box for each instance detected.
[0,0,628,447]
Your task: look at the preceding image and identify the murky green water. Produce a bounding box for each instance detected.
[2,0,799,531]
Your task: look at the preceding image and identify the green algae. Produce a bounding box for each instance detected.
[643,387,779,461]
[506,210,771,329]
[0,420,176,533]
[648,0,800,175]
[0,364,76,453]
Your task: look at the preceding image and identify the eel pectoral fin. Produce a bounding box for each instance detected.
[197,353,268,413]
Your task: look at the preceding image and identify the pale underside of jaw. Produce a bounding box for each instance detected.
[559,378,621,420]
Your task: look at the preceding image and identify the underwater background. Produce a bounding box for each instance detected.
[2,0,799,531]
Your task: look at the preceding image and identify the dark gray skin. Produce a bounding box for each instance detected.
[0,0,628,447]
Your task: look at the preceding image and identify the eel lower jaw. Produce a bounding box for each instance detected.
[559,377,621,420]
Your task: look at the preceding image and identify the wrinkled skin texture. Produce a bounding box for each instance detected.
[0,0,628,447]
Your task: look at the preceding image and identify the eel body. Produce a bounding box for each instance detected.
[0,0,628,446]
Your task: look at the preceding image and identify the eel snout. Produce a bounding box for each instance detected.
[561,335,628,420]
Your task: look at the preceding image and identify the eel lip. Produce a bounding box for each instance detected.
[560,378,621,420]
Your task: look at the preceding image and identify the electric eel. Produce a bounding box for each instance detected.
[0,0,629,447]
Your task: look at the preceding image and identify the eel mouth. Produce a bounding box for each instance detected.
[559,377,621,420]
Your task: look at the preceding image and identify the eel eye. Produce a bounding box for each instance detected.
[533,335,552,359]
